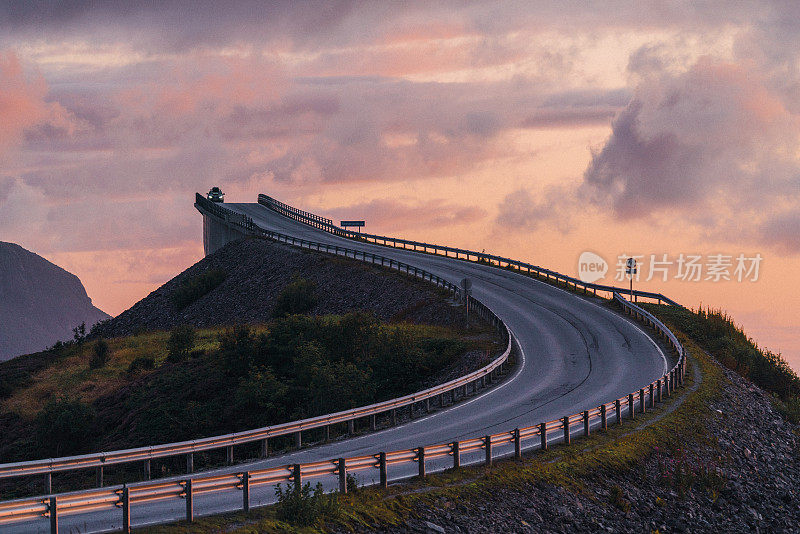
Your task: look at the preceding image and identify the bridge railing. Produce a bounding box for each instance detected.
[257,193,680,305]
[0,194,688,533]
[0,194,512,490]
[0,291,686,534]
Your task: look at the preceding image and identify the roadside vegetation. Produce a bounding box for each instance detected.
[171,268,227,310]
[0,279,499,467]
[643,304,800,422]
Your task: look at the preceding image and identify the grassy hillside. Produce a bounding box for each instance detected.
[0,312,499,464]
[642,304,800,421]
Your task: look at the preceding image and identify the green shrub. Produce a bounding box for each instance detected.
[89,339,110,369]
[166,325,196,362]
[272,276,317,317]
[127,356,155,374]
[220,325,263,376]
[609,485,630,512]
[777,395,800,424]
[275,481,338,526]
[35,396,95,456]
[72,322,86,343]
[171,268,226,310]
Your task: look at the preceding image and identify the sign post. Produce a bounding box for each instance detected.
[461,278,472,328]
[625,257,637,300]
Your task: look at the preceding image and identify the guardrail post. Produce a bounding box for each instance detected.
[186,453,193,473]
[337,458,347,493]
[261,438,269,458]
[615,399,622,424]
[379,452,388,488]
[348,419,355,434]
[293,464,302,494]
[45,472,52,494]
[484,435,493,466]
[417,447,426,478]
[226,445,234,464]
[241,471,250,512]
[583,410,590,436]
[184,479,193,523]
[370,414,377,431]
[425,398,431,413]
[451,441,461,468]
[295,431,302,449]
[514,428,522,459]
[143,459,151,480]
[121,485,130,533]
[96,465,103,487]
[540,422,547,450]
[49,496,58,534]
[562,416,570,445]
[600,404,607,430]
[628,393,635,419]
[649,384,655,408]
[391,409,397,426]
[639,388,646,414]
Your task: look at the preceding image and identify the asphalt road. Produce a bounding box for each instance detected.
[13,202,668,533]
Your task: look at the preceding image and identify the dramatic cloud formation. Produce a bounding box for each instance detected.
[583,57,797,219]
[0,52,77,156]
[497,1,799,255]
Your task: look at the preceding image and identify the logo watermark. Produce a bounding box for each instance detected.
[577,251,608,283]
[577,252,763,283]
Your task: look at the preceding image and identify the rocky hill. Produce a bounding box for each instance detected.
[91,236,468,338]
[0,242,109,361]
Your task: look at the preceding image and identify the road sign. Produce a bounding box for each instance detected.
[461,278,472,291]
[625,257,637,300]
[341,220,365,233]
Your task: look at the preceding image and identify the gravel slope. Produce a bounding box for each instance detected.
[91,237,470,338]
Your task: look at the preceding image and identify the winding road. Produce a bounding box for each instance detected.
[11,201,669,533]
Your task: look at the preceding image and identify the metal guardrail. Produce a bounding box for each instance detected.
[0,194,688,533]
[0,195,512,490]
[258,194,681,306]
[0,293,686,534]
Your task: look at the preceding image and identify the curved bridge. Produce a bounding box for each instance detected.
[0,194,685,533]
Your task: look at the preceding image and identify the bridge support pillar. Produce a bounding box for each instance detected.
[201,211,247,257]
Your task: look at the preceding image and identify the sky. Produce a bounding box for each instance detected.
[0,1,798,369]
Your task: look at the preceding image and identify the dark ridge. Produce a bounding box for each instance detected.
[91,236,466,338]
[0,241,109,361]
